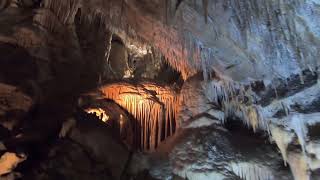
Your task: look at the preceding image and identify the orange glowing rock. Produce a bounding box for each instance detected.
[86,108,110,122]
[0,152,26,176]
[99,82,180,150]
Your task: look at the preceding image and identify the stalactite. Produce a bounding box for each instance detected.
[299,71,305,85]
[223,100,270,132]
[204,80,232,105]
[204,77,320,180]
[42,0,80,25]
[269,124,294,166]
[307,64,315,76]
[202,0,208,24]
[287,152,310,180]
[33,9,64,34]
[204,78,271,132]
[224,100,320,180]
[229,162,274,180]
[247,86,320,180]
[281,101,290,116]
[77,0,204,80]
[290,115,308,156]
[33,0,80,34]
[103,31,113,77]
[273,85,278,99]
[99,82,180,150]
[246,106,259,132]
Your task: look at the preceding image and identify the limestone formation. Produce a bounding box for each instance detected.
[0,0,319,179]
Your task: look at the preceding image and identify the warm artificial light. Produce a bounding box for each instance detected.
[99,82,180,149]
[86,108,110,122]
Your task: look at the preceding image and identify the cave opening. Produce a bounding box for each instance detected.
[73,26,185,152]
[73,9,184,152]
[105,33,184,87]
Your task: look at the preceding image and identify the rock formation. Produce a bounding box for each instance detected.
[0,0,319,179]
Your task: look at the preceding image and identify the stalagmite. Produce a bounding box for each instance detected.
[99,82,180,150]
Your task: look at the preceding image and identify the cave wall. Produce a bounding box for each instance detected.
[78,0,320,83]
[4,0,317,83]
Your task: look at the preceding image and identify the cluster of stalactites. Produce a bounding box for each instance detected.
[229,162,274,180]
[33,0,81,33]
[99,82,180,150]
[268,113,320,180]
[76,0,213,80]
[42,0,80,25]
[205,77,320,180]
[223,101,268,132]
[203,78,269,132]
[80,1,204,80]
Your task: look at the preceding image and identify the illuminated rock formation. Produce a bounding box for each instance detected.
[85,108,110,122]
[0,152,26,176]
[99,82,180,150]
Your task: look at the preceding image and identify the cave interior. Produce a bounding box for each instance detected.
[0,0,320,180]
